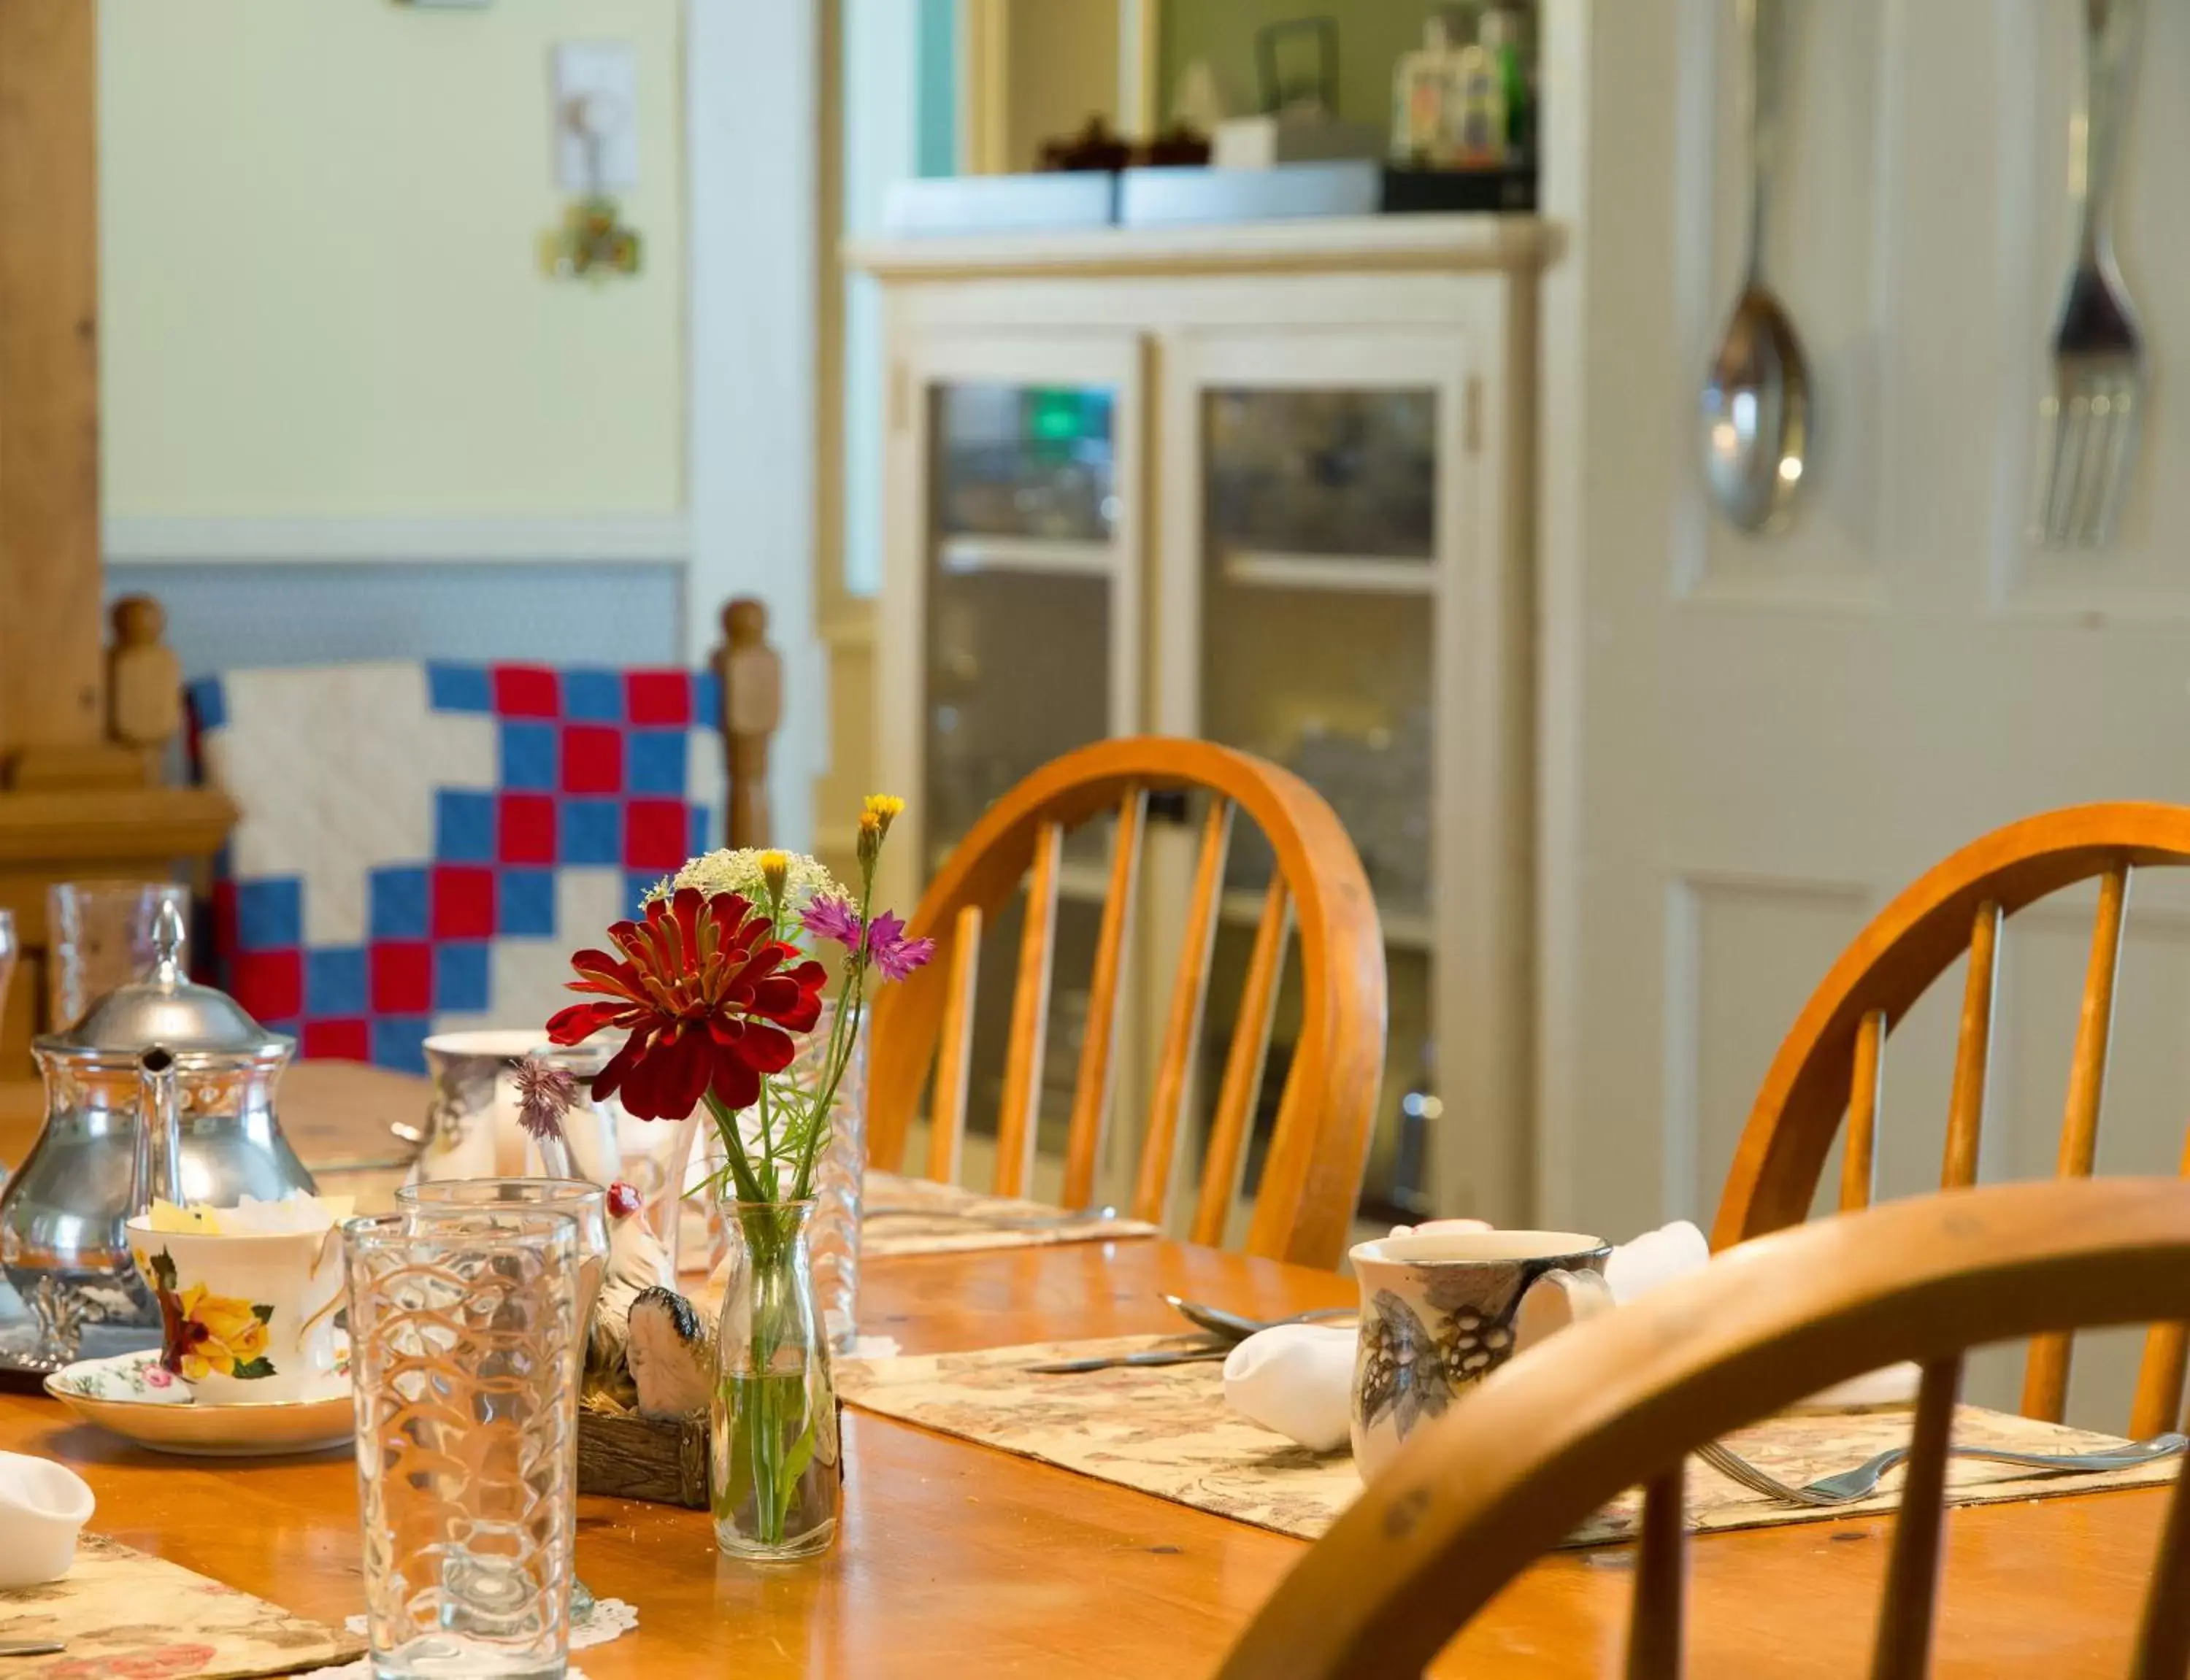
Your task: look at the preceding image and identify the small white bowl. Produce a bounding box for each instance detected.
[0,1449,95,1587]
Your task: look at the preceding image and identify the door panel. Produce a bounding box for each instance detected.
[1550,0,2190,1427]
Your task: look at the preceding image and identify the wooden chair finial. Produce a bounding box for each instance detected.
[107,590,182,755]
[713,595,782,849]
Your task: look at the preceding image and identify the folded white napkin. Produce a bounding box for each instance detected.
[1603,1220,1710,1303]
[0,1449,94,1589]
[1222,1323,1355,1453]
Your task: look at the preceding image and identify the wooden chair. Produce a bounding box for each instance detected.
[867,736,1387,1270]
[1221,1176,2190,1680]
[1711,802,2190,1435]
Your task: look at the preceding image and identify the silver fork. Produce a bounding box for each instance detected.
[1696,1431,2185,1508]
[2033,0,2148,549]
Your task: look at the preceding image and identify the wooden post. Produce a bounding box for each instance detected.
[715,598,782,849]
[0,0,107,776]
[0,3,236,1071]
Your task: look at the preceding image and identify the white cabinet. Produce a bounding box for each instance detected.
[852,216,1551,1226]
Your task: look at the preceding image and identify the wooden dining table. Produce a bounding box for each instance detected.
[0,1071,2172,1676]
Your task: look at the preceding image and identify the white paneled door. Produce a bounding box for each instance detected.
[1544,0,2190,1423]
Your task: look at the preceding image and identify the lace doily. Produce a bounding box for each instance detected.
[297,1596,637,1678]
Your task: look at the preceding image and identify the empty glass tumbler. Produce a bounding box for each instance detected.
[47,880,188,1031]
[345,1208,583,1680]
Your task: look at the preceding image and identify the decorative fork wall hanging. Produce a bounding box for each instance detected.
[2032,0,2148,549]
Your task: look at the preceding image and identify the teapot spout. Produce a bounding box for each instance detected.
[130,1046,188,1218]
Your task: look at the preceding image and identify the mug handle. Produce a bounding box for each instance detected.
[1512,1267,1618,1357]
[294,1227,345,1354]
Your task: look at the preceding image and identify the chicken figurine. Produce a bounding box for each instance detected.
[584,1182,715,1419]
[626,1286,716,1419]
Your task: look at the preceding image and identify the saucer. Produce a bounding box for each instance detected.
[43,1349,354,1457]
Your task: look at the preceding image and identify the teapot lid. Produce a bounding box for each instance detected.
[33,899,292,1058]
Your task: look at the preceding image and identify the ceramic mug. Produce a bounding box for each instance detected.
[1349,1228,1614,1481]
[126,1219,347,1405]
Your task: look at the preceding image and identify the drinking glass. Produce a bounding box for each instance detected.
[47,880,188,1031]
[345,1208,581,1680]
[393,1179,610,1344]
[796,1003,868,1352]
[683,1006,868,1349]
[396,1179,610,1621]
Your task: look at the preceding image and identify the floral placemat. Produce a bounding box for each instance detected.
[858,1172,1161,1258]
[676,1171,1159,1274]
[0,1533,361,1679]
[838,1333,2183,1546]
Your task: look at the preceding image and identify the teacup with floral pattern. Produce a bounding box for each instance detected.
[1348,1228,1613,1481]
[126,1218,347,1405]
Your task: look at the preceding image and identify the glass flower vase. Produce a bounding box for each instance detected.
[709,1198,841,1560]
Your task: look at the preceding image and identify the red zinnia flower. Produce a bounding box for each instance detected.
[545,887,828,1122]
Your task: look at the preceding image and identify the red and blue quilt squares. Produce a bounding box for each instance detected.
[191,659,724,1075]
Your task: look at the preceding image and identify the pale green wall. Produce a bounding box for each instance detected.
[99,0,685,519]
[1158,0,1429,130]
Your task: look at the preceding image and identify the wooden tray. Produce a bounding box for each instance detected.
[577,1407,708,1510]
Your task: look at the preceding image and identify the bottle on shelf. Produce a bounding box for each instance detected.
[1447,32,1508,167]
[1390,7,1469,166]
[1391,3,1517,170]
[1478,6,1534,163]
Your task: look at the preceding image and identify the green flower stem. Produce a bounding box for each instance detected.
[704,1092,771,1206]
[789,864,877,1203]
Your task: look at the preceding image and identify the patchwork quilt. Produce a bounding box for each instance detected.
[188,661,723,1074]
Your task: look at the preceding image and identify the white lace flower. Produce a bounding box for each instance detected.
[645,848,850,913]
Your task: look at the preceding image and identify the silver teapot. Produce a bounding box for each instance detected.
[0,902,315,1376]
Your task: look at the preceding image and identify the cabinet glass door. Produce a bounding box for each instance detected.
[888,334,1146,1182]
[924,381,1119,868]
[1161,331,1471,1231]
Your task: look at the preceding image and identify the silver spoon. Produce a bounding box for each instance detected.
[1161,1294,1356,1344]
[1699,0,1812,533]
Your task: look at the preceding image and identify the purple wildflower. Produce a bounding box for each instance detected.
[864,910,936,984]
[801,895,864,955]
[511,1054,578,1142]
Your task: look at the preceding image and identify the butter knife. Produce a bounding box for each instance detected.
[0,1641,66,1658]
[1024,1347,1229,1374]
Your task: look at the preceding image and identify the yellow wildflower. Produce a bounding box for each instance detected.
[758,849,791,903]
[862,794,904,836]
